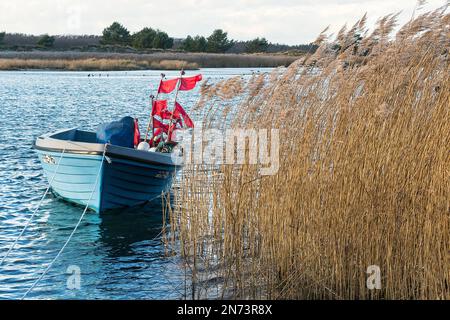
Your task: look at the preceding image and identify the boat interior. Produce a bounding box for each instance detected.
[51,129,98,143]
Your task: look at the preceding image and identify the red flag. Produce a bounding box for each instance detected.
[173,102,194,128]
[133,118,140,147]
[158,78,178,94]
[153,121,177,142]
[168,124,176,142]
[151,100,168,116]
[168,122,184,141]
[160,109,182,121]
[168,130,178,142]
[168,122,183,141]
[153,118,169,132]
[160,110,172,120]
[153,127,163,136]
[179,74,202,91]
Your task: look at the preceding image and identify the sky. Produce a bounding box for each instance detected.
[0,0,447,44]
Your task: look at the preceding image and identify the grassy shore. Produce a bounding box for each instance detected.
[168,8,450,299]
[0,51,298,71]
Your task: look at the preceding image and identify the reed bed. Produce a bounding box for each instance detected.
[0,51,297,69]
[0,58,199,71]
[168,7,450,299]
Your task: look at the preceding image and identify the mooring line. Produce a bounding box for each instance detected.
[21,145,107,299]
[0,148,67,267]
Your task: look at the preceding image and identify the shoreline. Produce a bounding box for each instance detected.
[0,50,299,71]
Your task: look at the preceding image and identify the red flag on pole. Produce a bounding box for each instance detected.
[160,110,172,120]
[168,123,177,141]
[151,100,168,116]
[160,109,182,121]
[158,78,179,94]
[133,118,140,147]
[153,120,178,142]
[168,121,183,141]
[153,118,169,131]
[179,74,202,91]
[173,102,194,128]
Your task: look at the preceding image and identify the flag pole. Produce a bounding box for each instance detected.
[144,73,165,143]
[167,69,185,142]
[144,94,154,142]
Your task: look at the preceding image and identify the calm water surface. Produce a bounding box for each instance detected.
[0,68,268,299]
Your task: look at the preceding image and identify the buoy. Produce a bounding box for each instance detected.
[137,141,150,151]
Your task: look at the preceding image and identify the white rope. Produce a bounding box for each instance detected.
[0,148,66,267]
[21,145,107,299]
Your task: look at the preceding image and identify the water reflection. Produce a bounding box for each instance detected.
[98,200,165,258]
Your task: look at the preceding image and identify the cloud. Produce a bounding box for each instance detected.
[0,0,446,44]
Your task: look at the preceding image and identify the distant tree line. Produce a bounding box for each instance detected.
[99,24,271,53]
[0,23,316,54]
[227,41,317,54]
[1,33,102,50]
[0,32,57,48]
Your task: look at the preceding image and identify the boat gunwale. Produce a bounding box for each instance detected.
[34,128,183,168]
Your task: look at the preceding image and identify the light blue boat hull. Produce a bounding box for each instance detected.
[35,128,180,213]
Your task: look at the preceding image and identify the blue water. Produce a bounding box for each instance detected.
[0,68,266,299]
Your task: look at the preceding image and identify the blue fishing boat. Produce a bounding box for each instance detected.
[34,71,201,213]
[34,126,182,213]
